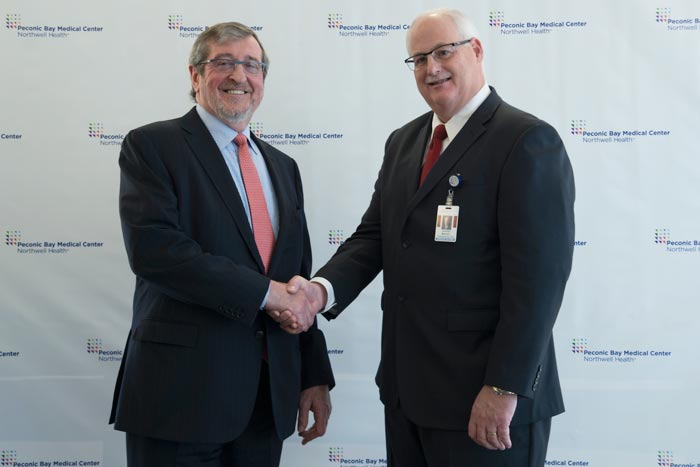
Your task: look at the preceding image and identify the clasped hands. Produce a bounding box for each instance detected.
[265,276,327,333]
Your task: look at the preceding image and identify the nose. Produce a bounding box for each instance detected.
[228,63,247,82]
[425,54,442,74]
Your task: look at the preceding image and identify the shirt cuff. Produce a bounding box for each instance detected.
[310,277,335,312]
[259,282,271,310]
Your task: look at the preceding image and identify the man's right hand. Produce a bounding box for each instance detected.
[265,276,327,333]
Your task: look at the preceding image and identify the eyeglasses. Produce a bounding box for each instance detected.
[404,38,472,71]
[197,58,267,75]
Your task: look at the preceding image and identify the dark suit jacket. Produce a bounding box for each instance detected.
[109,107,334,443]
[317,88,574,430]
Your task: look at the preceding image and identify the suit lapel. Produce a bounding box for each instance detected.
[179,108,264,272]
[405,90,503,215]
[400,118,431,210]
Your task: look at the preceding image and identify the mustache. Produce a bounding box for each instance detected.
[424,73,451,84]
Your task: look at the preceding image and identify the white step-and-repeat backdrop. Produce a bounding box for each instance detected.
[2,0,699,466]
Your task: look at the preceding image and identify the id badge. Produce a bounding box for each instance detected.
[435,205,459,242]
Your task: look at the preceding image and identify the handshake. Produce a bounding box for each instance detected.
[264,276,328,334]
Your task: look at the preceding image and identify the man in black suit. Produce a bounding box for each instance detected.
[281,8,575,467]
[109,22,334,467]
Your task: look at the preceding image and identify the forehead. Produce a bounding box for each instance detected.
[408,15,460,54]
[207,36,262,60]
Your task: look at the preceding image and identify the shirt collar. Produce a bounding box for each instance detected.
[431,83,491,142]
[195,104,258,155]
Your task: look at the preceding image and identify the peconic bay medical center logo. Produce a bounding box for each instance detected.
[655,7,700,31]
[252,121,344,146]
[4,12,104,39]
[2,227,105,255]
[87,337,122,362]
[327,446,386,466]
[488,10,587,36]
[569,119,671,144]
[654,228,700,253]
[0,448,101,467]
[88,122,124,147]
[327,12,409,38]
[571,337,672,364]
[167,15,263,39]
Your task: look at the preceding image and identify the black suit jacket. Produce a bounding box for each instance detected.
[317,88,574,430]
[109,107,334,443]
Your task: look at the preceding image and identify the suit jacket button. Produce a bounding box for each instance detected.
[402,241,410,249]
[398,296,405,302]
[255,330,264,339]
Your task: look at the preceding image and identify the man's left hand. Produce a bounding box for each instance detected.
[467,385,517,450]
[298,385,332,445]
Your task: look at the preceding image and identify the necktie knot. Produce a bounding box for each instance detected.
[433,124,447,142]
[429,124,447,150]
[234,133,247,148]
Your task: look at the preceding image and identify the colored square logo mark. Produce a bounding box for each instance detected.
[654,228,670,245]
[88,123,103,138]
[656,8,671,23]
[5,14,21,29]
[571,338,587,354]
[570,120,586,136]
[168,15,183,31]
[87,338,102,354]
[489,11,504,27]
[328,14,343,29]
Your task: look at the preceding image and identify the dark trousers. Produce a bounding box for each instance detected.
[385,404,552,467]
[126,364,282,467]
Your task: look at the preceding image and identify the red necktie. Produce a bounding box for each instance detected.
[234,134,275,273]
[419,124,448,186]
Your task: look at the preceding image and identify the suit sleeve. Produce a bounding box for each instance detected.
[485,123,575,398]
[119,128,270,325]
[316,131,394,318]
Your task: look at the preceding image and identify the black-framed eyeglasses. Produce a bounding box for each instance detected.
[404,38,473,71]
[197,58,267,75]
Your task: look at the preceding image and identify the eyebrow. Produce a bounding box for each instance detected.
[210,53,262,62]
[409,42,453,58]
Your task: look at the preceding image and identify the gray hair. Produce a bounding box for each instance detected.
[406,8,480,52]
[189,22,269,99]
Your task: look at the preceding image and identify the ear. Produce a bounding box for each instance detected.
[470,37,485,63]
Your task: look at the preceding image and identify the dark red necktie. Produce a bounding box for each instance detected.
[419,124,448,186]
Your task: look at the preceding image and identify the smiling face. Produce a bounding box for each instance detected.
[407,14,485,122]
[189,36,264,132]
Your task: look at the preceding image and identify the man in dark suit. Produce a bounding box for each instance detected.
[109,22,334,467]
[280,8,574,467]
